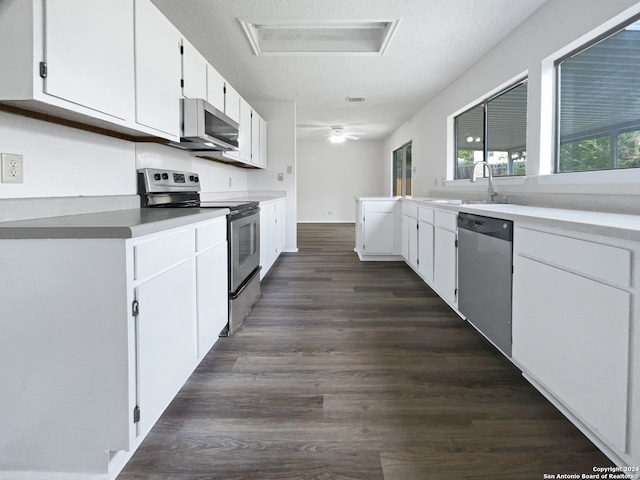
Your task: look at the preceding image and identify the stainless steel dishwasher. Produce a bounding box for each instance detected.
[457,212,513,357]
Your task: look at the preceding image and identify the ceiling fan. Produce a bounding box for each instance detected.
[327,125,359,143]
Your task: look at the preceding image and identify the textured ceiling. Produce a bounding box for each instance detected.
[150,0,549,141]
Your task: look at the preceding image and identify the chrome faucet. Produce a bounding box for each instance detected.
[470,161,498,203]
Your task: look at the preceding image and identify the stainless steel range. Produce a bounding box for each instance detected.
[137,168,261,335]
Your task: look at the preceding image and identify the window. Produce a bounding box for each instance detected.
[392,142,412,196]
[455,81,528,179]
[557,17,640,173]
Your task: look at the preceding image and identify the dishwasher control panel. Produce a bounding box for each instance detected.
[457,213,512,241]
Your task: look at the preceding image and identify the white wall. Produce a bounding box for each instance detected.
[249,101,298,251]
[136,142,249,193]
[384,0,640,212]
[297,140,385,223]
[0,110,255,221]
[0,110,135,199]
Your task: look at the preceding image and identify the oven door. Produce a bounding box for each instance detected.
[229,209,260,293]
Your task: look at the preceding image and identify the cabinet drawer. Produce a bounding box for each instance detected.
[134,229,193,280]
[402,203,418,218]
[515,227,631,288]
[196,219,226,252]
[435,210,457,231]
[364,201,396,213]
[419,207,434,224]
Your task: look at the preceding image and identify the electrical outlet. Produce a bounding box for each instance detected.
[287,165,293,174]
[228,177,232,187]
[1,153,23,183]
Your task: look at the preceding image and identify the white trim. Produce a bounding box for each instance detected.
[444,176,527,188]
[544,3,640,66]
[535,168,640,186]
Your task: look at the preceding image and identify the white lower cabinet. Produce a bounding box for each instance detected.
[136,259,196,437]
[401,214,418,268]
[433,210,458,307]
[512,225,635,464]
[0,216,228,479]
[196,243,228,356]
[260,198,287,278]
[402,202,435,283]
[418,219,434,282]
[355,198,400,260]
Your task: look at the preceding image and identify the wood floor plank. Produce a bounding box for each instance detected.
[117,223,611,480]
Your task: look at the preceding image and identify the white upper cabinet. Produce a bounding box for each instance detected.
[0,0,136,125]
[181,38,207,100]
[238,97,252,163]
[259,116,268,168]
[206,64,225,112]
[251,110,260,165]
[134,0,181,139]
[44,0,134,121]
[0,0,262,150]
[225,83,241,124]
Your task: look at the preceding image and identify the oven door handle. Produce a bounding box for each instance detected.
[230,266,262,299]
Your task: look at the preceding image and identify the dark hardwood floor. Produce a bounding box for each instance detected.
[118,223,611,480]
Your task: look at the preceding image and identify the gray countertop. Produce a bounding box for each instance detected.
[0,207,229,239]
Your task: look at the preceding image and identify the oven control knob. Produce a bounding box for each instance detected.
[154,173,161,181]
[162,173,169,180]
[194,176,199,183]
[189,175,195,182]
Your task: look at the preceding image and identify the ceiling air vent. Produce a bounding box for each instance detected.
[347,97,366,103]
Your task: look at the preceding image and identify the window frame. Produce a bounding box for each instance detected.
[554,12,640,174]
[454,78,528,180]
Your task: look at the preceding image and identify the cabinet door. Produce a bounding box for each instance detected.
[136,260,196,437]
[206,64,225,112]
[363,212,395,254]
[260,217,271,278]
[512,255,630,451]
[196,242,228,357]
[225,83,241,123]
[434,227,457,305]
[401,215,410,260]
[268,207,283,258]
[238,97,252,163]
[418,220,434,282]
[409,218,418,269]
[181,39,207,99]
[251,111,260,165]
[401,215,418,268]
[134,0,181,138]
[44,0,134,120]
[259,116,268,168]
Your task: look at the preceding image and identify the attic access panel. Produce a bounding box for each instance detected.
[240,20,400,56]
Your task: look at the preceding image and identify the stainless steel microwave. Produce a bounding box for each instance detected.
[173,98,239,152]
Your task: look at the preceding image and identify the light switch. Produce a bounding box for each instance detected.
[277,173,284,181]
